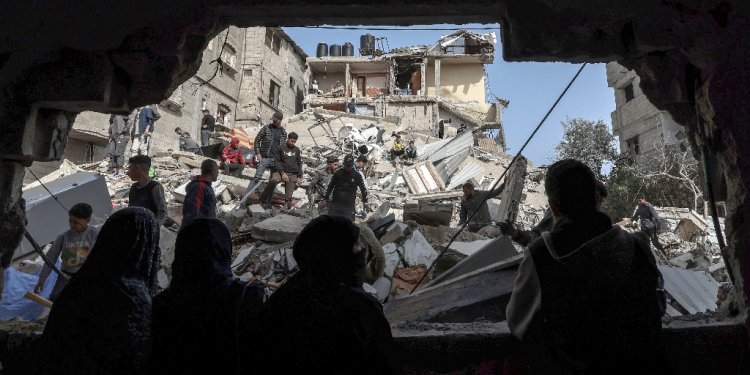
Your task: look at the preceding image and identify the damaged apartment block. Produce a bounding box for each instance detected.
[306,30,506,146]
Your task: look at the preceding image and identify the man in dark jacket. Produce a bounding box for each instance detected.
[506,159,667,374]
[107,114,130,175]
[323,154,368,221]
[174,127,202,155]
[200,109,215,146]
[247,112,286,194]
[459,182,504,232]
[182,159,219,228]
[127,155,167,227]
[500,180,608,247]
[132,105,156,156]
[632,192,665,254]
[260,132,302,209]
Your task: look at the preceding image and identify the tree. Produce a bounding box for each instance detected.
[554,118,618,179]
[624,140,702,211]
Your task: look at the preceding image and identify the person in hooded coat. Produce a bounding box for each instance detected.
[32,207,159,375]
[245,215,396,374]
[151,219,263,374]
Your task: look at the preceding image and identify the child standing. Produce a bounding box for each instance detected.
[34,203,99,301]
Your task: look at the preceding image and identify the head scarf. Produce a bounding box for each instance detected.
[170,218,233,289]
[293,215,361,285]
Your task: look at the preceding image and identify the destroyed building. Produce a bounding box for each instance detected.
[0,1,749,374]
[306,30,507,148]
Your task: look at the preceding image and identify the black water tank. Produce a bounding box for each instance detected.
[342,42,355,56]
[360,34,375,54]
[329,44,342,57]
[316,43,329,57]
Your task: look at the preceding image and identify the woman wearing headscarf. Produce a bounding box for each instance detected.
[33,207,159,375]
[246,215,397,374]
[150,218,264,374]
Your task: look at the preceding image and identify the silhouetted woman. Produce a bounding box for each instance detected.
[151,218,263,374]
[34,207,159,374]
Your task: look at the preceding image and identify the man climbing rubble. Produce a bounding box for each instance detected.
[106,114,130,175]
[247,111,286,194]
[132,105,158,156]
[260,132,302,209]
[309,155,338,215]
[632,192,665,254]
[174,127,202,155]
[323,154,368,221]
[459,181,505,232]
[506,159,668,373]
[199,108,215,147]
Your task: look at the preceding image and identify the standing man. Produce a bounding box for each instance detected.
[33,203,99,301]
[459,182,505,232]
[506,159,666,373]
[182,159,219,228]
[323,154,368,221]
[107,114,130,175]
[132,105,155,156]
[127,155,168,227]
[347,99,357,114]
[355,155,370,184]
[200,109,215,147]
[309,156,339,214]
[632,192,665,254]
[260,132,302,209]
[248,112,287,193]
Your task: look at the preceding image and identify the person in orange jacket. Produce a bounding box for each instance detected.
[221,137,246,177]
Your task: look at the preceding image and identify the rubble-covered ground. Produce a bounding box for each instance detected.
[10,108,734,327]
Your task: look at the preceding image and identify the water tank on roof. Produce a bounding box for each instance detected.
[342,42,355,57]
[360,34,375,54]
[329,44,342,57]
[316,43,329,57]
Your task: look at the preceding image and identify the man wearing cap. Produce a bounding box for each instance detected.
[632,193,664,253]
[323,154,368,220]
[247,112,287,194]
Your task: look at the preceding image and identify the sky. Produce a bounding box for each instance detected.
[284,24,616,167]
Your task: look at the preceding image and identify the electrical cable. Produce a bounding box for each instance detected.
[410,63,588,294]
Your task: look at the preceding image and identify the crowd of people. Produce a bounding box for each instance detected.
[25,105,741,374]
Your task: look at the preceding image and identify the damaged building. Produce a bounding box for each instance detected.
[306,30,507,148]
[1,1,749,374]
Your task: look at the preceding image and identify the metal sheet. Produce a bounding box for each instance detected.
[434,149,468,183]
[16,172,113,260]
[427,132,474,164]
[445,163,484,190]
[427,236,520,287]
[658,265,720,315]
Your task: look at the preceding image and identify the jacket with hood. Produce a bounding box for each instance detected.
[221,137,246,165]
[181,175,216,228]
[507,210,666,374]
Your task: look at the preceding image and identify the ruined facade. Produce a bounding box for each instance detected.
[236,27,308,129]
[607,62,687,156]
[306,31,506,149]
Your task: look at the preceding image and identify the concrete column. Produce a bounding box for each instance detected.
[421,58,427,96]
[388,61,396,95]
[345,63,351,98]
[434,58,441,98]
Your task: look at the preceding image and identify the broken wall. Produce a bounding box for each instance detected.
[424,62,486,103]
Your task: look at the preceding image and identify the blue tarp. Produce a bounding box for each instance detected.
[0,263,59,321]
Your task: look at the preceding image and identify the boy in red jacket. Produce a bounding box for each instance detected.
[221,137,246,177]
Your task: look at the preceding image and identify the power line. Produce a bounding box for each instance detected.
[297,26,498,31]
[410,63,588,294]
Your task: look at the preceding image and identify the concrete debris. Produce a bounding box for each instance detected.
[251,215,310,243]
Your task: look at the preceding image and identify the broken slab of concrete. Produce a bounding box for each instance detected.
[428,236,520,287]
[247,204,270,219]
[402,230,438,267]
[251,214,310,243]
[403,202,454,226]
[384,255,522,324]
[380,224,406,245]
[493,156,527,223]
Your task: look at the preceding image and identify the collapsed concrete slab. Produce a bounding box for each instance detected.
[493,156,527,223]
[384,255,522,324]
[428,236,520,287]
[401,230,438,267]
[403,202,454,226]
[251,214,310,243]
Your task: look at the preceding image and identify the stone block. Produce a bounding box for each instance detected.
[248,204,270,219]
[219,189,232,204]
[251,214,310,243]
[402,230,437,266]
[403,202,454,226]
[225,209,247,232]
[380,224,406,245]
